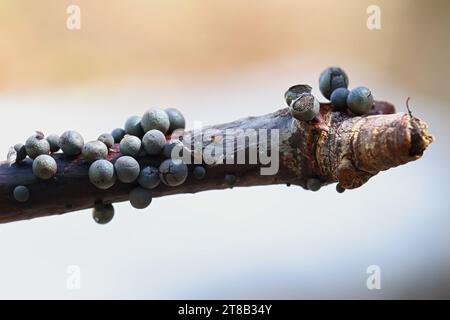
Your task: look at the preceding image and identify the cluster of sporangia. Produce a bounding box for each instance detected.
[285,66,375,194]
[9,66,373,222]
[10,108,210,224]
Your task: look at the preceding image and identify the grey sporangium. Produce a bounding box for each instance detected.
[97,133,115,149]
[330,87,350,110]
[13,185,30,203]
[290,93,320,122]
[111,128,126,143]
[165,108,186,134]
[224,173,237,187]
[142,129,166,156]
[319,66,349,99]
[92,202,115,224]
[306,178,322,192]
[284,84,312,107]
[46,134,61,153]
[60,130,84,156]
[14,143,27,163]
[120,135,142,157]
[114,156,140,183]
[88,159,116,189]
[138,165,160,190]
[124,115,144,138]
[129,187,152,209]
[32,154,57,180]
[159,159,188,187]
[25,131,50,159]
[141,108,170,134]
[82,141,108,162]
[347,86,374,116]
[192,166,206,180]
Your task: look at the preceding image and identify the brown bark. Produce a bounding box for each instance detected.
[0,101,433,224]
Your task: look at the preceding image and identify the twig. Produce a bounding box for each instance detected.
[0,101,433,224]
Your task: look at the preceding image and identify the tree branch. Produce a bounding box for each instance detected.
[0,101,433,224]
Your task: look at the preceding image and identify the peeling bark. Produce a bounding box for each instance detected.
[0,101,433,224]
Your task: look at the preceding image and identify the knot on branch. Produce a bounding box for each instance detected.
[313,104,433,189]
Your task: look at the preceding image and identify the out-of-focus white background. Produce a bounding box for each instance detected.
[0,0,449,299]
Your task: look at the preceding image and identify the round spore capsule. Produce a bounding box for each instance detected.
[124,116,144,138]
[114,156,140,183]
[25,132,50,159]
[120,135,142,157]
[165,108,186,134]
[306,178,321,191]
[319,67,349,99]
[129,187,152,209]
[92,203,114,224]
[98,133,114,149]
[347,86,374,116]
[138,166,160,189]
[14,143,27,163]
[60,130,84,156]
[88,159,116,189]
[330,88,350,110]
[141,108,170,134]
[162,140,185,159]
[159,159,188,187]
[224,174,237,186]
[192,166,206,180]
[46,134,61,153]
[284,84,312,107]
[336,184,346,193]
[290,93,320,121]
[32,155,57,180]
[111,128,126,143]
[13,185,30,203]
[142,130,166,156]
[82,141,108,161]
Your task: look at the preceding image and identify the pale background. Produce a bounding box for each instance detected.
[0,0,449,299]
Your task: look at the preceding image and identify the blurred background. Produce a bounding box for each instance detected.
[0,0,449,299]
